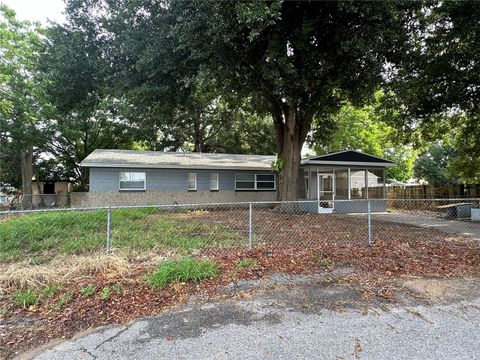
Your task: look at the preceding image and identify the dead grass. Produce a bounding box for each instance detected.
[0,255,131,291]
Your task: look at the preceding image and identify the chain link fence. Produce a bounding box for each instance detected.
[1,198,479,264]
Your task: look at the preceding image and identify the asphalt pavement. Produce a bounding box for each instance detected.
[32,289,480,360]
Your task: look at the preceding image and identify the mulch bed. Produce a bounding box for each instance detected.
[2,233,480,360]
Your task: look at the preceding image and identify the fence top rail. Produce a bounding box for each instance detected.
[1,197,479,216]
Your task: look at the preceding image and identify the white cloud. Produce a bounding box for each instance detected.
[1,0,65,24]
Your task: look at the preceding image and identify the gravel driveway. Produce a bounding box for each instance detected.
[31,274,480,360]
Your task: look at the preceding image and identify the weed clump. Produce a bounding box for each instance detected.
[146,257,218,289]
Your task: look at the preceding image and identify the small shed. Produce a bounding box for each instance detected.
[32,180,73,207]
[300,150,395,213]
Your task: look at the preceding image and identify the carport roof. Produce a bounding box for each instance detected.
[301,150,395,168]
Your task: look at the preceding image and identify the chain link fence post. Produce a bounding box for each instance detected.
[248,202,253,250]
[367,200,372,246]
[106,207,111,255]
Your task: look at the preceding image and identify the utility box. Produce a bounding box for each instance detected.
[472,208,480,221]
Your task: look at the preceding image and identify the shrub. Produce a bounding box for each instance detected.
[100,287,111,301]
[14,288,39,308]
[236,258,257,269]
[56,291,74,308]
[146,257,218,289]
[79,284,96,297]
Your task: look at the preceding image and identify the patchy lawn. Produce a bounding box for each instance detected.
[2,207,480,359]
[0,208,240,262]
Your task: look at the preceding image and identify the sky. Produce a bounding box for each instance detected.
[1,0,66,24]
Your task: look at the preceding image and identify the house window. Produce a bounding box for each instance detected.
[235,174,255,190]
[256,174,275,190]
[119,172,146,191]
[210,173,219,191]
[235,174,276,190]
[187,172,197,191]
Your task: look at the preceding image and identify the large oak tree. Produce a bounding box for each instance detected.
[167,0,418,200]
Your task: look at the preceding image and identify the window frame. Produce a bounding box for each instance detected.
[235,173,276,191]
[210,173,219,191]
[118,171,146,191]
[187,172,197,191]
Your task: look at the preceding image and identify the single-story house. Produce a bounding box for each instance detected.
[74,149,394,212]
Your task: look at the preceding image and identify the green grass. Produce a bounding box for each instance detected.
[56,291,74,309]
[146,257,218,289]
[100,287,111,301]
[79,284,96,297]
[42,285,60,299]
[14,288,39,308]
[236,258,257,269]
[0,208,237,262]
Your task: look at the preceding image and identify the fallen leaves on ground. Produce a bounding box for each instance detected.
[2,235,480,360]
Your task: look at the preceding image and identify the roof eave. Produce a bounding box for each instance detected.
[301,160,395,168]
[80,163,274,171]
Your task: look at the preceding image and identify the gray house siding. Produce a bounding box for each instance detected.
[70,167,277,207]
[89,167,276,192]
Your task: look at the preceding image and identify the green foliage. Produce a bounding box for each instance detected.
[387,2,480,182]
[42,285,59,299]
[311,92,417,182]
[100,287,111,301]
[56,291,74,309]
[79,284,96,297]
[14,288,39,308]
[272,155,285,172]
[414,142,459,186]
[0,5,50,190]
[236,258,257,269]
[146,257,218,289]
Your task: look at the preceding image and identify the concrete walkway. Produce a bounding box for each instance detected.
[33,295,480,360]
[371,213,480,240]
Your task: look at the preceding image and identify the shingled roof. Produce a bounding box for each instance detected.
[301,150,395,167]
[79,149,276,170]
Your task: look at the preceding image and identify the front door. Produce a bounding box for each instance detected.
[317,173,334,213]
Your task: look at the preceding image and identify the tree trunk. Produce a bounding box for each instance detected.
[33,164,45,207]
[193,107,204,152]
[272,104,310,201]
[20,147,33,209]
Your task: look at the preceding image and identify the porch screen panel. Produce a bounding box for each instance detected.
[350,170,366,199]
[334,169,349,199]
[367,169,384,199]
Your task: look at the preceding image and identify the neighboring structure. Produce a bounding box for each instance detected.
[74,149,395,211]
[32,180,73,207]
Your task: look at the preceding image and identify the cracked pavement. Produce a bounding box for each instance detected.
[31,274,480,360]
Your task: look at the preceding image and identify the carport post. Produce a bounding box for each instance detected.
[367,200,372,246]
[248,202,253,250]
[106,207,111,255]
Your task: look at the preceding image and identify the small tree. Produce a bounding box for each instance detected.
[0,5,49,207]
